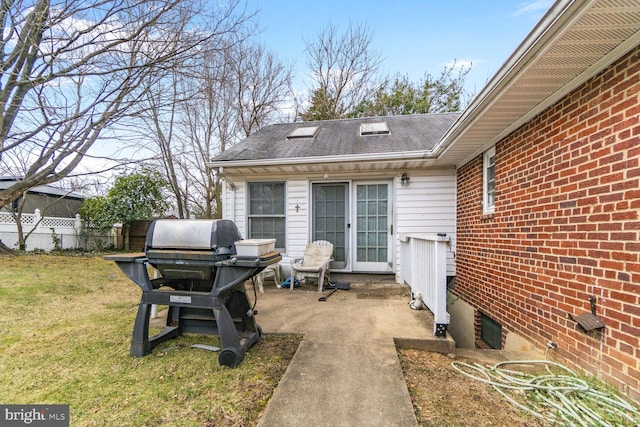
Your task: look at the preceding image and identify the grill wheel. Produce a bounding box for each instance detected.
[219,347,242,368]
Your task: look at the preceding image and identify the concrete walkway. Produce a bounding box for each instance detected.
[251,281,454,427]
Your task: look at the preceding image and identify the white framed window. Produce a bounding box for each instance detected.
[247,182,286,249]
[483,147,495,214]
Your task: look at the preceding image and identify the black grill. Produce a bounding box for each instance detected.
[105,219,281,367]
[145,219,242,291]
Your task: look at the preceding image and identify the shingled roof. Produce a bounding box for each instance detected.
[211,113,460,163]
[0,176,85,200]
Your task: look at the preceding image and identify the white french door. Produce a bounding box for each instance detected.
[311,180,393,272]
[352,181,393,272]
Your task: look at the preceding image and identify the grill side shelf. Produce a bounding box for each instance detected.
[104,253,152,291]
[217,251,282,267]
[103,253,146,263]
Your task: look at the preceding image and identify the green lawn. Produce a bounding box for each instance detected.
[0,254,300,426]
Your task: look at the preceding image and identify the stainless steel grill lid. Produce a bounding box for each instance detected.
[144,219,244,284]
[145,219,242,251]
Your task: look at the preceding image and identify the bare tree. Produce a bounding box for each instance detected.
[185,40,292,218]
[137,69,188,218]
[301,22,386,121]
[232,42,294,137]
[138,37,293,219]
[0,0,253,208]
[184,47,234,219]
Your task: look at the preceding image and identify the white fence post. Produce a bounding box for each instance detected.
[75,214,82,248]
[34,209,42,230]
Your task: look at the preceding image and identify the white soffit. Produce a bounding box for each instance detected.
[435,0,640,167]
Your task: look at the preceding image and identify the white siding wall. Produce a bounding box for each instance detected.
[221,170,457,280]
[221,183,232,220]
[222,181,247,238]
[395,169,456,281]
[285,180,310,259]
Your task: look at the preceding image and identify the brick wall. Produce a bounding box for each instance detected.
[455,45,640,400]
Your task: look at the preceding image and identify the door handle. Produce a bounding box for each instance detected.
[390,224,393,235]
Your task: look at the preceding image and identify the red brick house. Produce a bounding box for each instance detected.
[439,1,640,401]
[209,0,639,401]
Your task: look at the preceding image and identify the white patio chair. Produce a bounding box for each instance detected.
[256,263,281,289]
[290,240,334,292]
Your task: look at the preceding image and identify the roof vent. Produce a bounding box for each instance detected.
[287,126,319,139]
[360,122,389,136]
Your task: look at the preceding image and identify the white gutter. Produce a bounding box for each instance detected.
[431,0,586,163]
[207,149,437,169]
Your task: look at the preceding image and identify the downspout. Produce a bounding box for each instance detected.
[231,180,236,224]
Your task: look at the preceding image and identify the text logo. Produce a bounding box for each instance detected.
[1,405,69,426]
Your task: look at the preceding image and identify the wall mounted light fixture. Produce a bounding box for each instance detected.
[400,173,410,187]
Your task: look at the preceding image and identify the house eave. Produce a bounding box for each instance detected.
[207,150,439,176]
[432,0,640,167]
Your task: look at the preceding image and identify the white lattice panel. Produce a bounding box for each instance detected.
[21,214,35,224]
[41,217,76,228]
[0,212,16,224]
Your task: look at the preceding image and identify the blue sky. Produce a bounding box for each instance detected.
[246,0,555,96]
[79,1,558,184]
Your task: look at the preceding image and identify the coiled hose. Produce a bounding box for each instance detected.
[451,359,640,426]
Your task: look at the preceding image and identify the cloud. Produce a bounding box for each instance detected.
[513,0,554,17]
[444,59,478,69]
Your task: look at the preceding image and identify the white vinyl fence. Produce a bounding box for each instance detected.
[0,209,111,251]
[400,233,450,337]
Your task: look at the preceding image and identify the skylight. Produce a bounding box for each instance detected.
[287,126,320,139]
[360,122,389,135]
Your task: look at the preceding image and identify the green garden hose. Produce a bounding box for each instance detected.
[451,359,640,426]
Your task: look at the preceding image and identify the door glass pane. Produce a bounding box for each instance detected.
[313,184,347,264]
[379,185,387,199]
[356,184,388,263]
[327,200,336,215]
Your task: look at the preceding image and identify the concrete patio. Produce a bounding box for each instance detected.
[250,275,454,427]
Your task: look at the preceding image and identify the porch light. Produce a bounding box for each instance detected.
[401,173,410,186]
